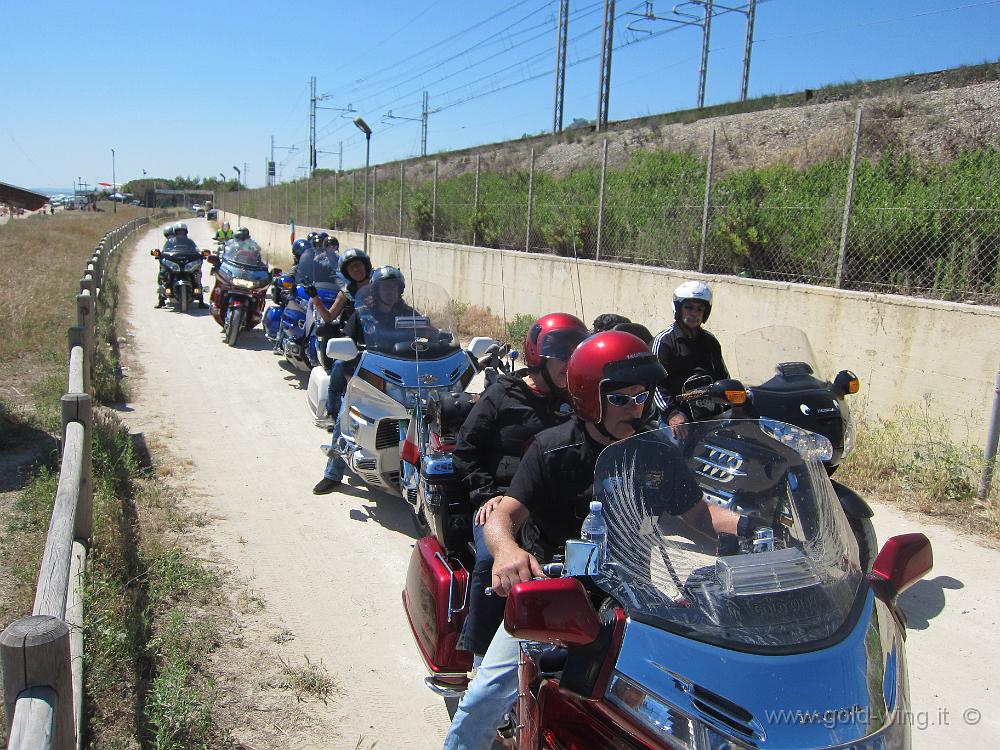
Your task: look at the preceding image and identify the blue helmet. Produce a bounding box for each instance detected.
[291,238,311,264]
[369,265,404,293]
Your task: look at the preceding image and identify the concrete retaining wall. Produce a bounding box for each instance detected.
[223,211,1000,447]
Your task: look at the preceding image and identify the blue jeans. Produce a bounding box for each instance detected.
[443,623,523,750]
[322,360,353,482]
[458,524,507,657]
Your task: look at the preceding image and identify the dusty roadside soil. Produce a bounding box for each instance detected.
[120,219,450,749]
[118,219,1000,748]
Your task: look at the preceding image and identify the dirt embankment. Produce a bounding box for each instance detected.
[349,67,1000,184]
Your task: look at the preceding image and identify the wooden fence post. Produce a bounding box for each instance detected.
[76,291,95,393]
[61,394,93,541]
[1,616,75,750]
[68,327,90,395]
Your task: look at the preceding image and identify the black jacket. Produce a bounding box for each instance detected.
[651,323,729,418]
[452,372,571,508]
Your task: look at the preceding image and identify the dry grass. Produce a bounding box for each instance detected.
[0,206,145,376]
[839,402,1000,542]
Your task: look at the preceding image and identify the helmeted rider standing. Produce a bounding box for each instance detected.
[651,280,729,427]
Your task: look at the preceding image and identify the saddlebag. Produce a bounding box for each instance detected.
[403,536,473,680]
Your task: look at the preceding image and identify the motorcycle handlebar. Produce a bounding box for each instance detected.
[484,562,563,596]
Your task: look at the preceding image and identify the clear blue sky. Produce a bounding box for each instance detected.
[2,0,998,191]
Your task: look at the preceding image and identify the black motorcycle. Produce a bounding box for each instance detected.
[151,241,207,313]
[680,325,876,569]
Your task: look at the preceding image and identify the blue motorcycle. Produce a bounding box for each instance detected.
[264,248,344,372]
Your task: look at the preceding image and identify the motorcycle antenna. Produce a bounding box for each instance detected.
[572,237,587,324]
[498,245,509,343]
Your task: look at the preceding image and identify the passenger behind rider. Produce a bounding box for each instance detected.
[652,280,729,427]
[443,331,742,750]
[307,247,371,329]
[312,265,413,494]
[451,313,589,666]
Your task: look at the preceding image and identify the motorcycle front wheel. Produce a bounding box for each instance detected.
[178,285,190,314]
[225,306,245,347]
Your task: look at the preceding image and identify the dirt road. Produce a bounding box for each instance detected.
[121,219,999,748]
[122,220,450,748]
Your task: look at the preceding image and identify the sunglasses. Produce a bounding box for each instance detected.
[682,302,706,312]
[606,390,650,407]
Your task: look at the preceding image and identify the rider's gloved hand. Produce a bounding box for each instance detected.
[305,284,318,298]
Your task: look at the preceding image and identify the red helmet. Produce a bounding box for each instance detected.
[567,331,666,423]
[522,313,588,369]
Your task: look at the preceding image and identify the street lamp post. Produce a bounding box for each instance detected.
[233,166,242,227]
[111,148,117,213]
[142,169,148,218]
[353,117,372,252]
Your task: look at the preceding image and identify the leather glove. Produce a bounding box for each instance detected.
[305,284,318,298]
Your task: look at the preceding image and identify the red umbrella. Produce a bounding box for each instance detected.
[97,181,112,187]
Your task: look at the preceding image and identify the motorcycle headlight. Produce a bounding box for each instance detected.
[184,259,203,272]
[607,673,745,749]
[383,383,419,409]
[161,259,181,272]
[232,278,255,288]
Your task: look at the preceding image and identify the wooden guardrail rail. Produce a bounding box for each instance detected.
[1,217,153,750]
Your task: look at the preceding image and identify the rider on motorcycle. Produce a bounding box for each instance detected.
[451,313,588,666]
[312,265,414,494]
[223,238,264,266]
[652,280,729,427]
[306,247,372,327]
[214,222,234,243]
[234,226,251,241]
[444,330,742,750]
[156,223,206,308]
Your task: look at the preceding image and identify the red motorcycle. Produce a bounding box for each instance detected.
[404,419,932,749]
[206,244,275,347]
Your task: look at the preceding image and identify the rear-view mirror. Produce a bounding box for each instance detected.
[150,249,160,258]
[326,337,359,362]
[871,533,933,599]
[707,378,747,406]
[504,577,601,646]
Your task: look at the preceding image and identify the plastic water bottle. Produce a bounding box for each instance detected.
[580,500,608,569]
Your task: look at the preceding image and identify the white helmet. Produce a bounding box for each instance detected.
[672,280,713,322]
[174,222,189,234]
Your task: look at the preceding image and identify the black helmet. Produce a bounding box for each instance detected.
[307,231,321,247]
[163,225,175,238]
[315,231,329,248]
[591,313,631,334]
[235,226,250,241]
[338,247,372,280]
[326,235,340,251]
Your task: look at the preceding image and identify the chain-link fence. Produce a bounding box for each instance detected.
[217,106,1000,305]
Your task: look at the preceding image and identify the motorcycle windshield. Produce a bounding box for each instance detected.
[295,248,343,291]
[592,420,863,652]
[734,326,823,386]
[353,277,460,359]
[218,257,270,288]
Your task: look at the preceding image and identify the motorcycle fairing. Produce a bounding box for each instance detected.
[610,593,909,748]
